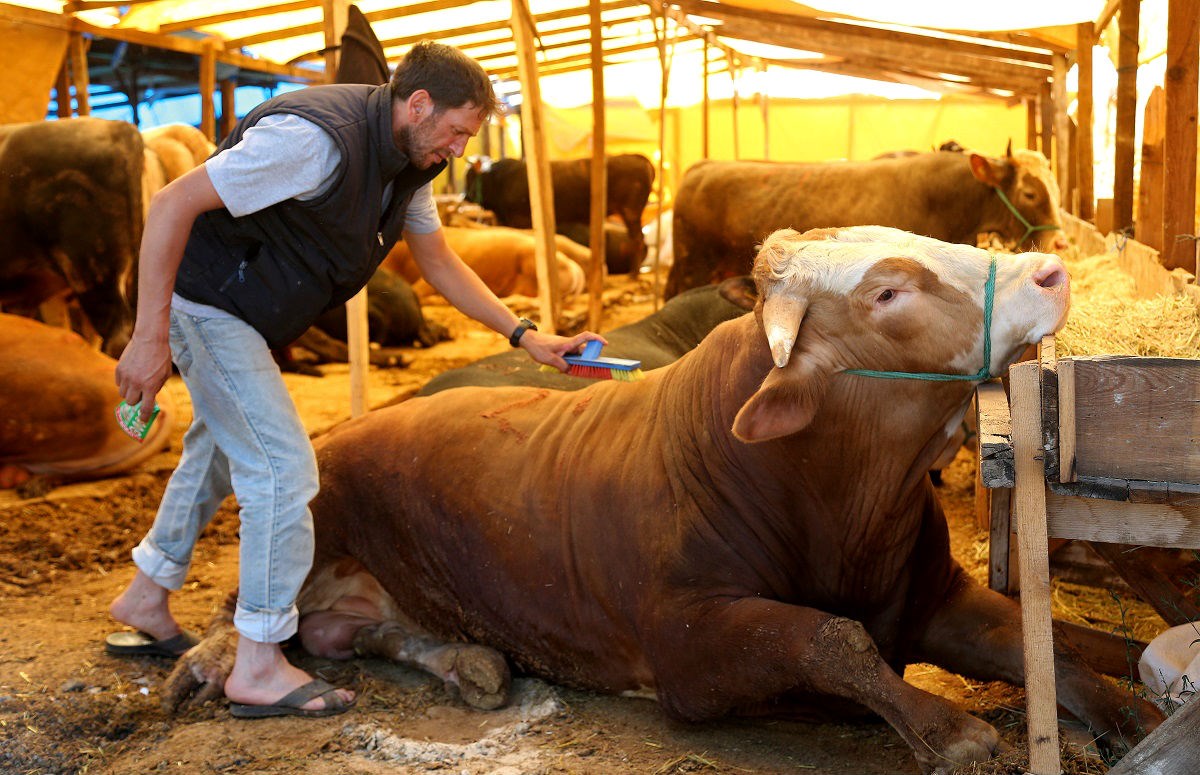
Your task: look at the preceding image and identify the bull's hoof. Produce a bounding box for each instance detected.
[915,713,999,774]
[443,644,511,710]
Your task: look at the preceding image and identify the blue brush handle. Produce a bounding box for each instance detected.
[580,340,603,359]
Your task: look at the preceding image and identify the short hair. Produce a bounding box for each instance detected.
[390,41,501,120]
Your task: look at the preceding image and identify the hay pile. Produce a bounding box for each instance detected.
[1057,248,1200,358]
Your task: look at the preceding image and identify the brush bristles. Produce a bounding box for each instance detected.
[540,364,645,381]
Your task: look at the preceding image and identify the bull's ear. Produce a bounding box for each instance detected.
[1005,139,1014,159]
[968,153,1001,186]
[732,354,829,443]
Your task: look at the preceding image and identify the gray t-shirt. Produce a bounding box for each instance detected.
[204,112,441,232]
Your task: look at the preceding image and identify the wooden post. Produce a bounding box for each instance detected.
[219,78,237,141]
[1137,87,1165,252]
[759,60,769,161]
[512,0,560,332]
[1052,54,1070,198]
[199,40,217,142]
[1010,361,1061,775]
[1113,0,1140,234]
[55,55,71,118]
[1162,0,1199,272]
[701,34,709,160]
[1026,97,1039,151]
[1067,118,1078,214]
[68,33,89,116]
[730,64,740,161]
[1039,81,1053,163]
[586,0,606,332]
[1076,23,1095,221]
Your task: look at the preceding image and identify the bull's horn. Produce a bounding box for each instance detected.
[762,294,805,368]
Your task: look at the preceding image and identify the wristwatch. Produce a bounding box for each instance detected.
[509,317,538,347]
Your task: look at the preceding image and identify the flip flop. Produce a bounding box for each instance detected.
[229,678,356,719]
[104,629,200,659]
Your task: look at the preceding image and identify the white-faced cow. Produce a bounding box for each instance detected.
[163,226,1160,774]
[666,146,1068,298]
[0,117,144,356]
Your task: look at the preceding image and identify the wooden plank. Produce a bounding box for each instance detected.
[55,55,71,118]
[1077,23,1095,221]
[1052,53,1070,197]
[586,0,606,331]
[1039,81,1053,164]
[988,487,1012,593]
[1107,683,1200,775]
[1113,0,1139,233]
[1057,359,1076,483]
[976,380,1015,489]
[225,0,480,49]
[1137,86,1165,252]
[512,0,560,333]
[1026,97,1038,151]
[68,31,89,116]
[1162,0,1200,273]
[158,0,320,34]
[1047,491,1200,548]
[199,39,216,142]
[1088,542,1200,625]
[1096,0,1122,36]
[1010,360,1061,775]
[1068,357,1200,484]
[1038,335,1060,482]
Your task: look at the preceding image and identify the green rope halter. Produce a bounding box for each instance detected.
[843,255,997,382]
[992,186,1061,247]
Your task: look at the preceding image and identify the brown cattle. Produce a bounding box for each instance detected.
[666,146,1068,298]
[0,117,144,355]
[383,225,586,299]
[0,313,173,492]
[164,226,1159,773]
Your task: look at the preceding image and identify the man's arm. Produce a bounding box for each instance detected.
[116,166,225,419]
[402,227,603,370]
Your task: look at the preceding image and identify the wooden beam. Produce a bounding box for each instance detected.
[1096,0,1122,36]
[587,0,606,332]
[159,1,320,34]
[1162,0,1199,272]
[1039,81,1054,157]
[64,0,157,11]
[219,78,237,140]
[228,0,488,49]
[54,53,72,118]
[1113,0,1140,234]
[472,28,657,65]
[199,39,216,142]
[68,31,89,116]
[512,0,560,332]
[488,37,691,78]
[455,12,650,56]
[702,34,710,159]
[1026,96,1039,151]
[1077,22,1095,221]
[1052,53,1070,198]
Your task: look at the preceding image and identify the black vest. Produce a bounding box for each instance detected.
[175,83,446,348]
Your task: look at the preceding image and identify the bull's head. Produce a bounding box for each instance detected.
[969,143,1068,253]
[733,226,1070,442]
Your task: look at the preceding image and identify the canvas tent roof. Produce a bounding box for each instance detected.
[2,0,1116,110]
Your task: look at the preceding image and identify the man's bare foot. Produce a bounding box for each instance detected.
[109,569,184,642]
[224,637,354,712]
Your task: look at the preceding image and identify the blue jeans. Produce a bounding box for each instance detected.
[132,307,319,643]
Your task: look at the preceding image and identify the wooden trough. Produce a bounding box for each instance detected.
[975,214,1200,774]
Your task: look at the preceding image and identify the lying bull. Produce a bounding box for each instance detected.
[419,276,755,395]
[666,145,1067,298]
[165,226,1159,773]
[0,117,144,355]
[0,313,173,493]
[383,225,586,300]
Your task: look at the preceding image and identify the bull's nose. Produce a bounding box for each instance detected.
[1032,258,1069,291]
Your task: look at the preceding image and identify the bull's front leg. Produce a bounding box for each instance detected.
[912,574,1163,755]
[649,598,999,775]
[300,610,511,711]
[161,592,238,712]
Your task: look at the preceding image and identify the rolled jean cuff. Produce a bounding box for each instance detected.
[131,538,191,591]
[234,601,300,644]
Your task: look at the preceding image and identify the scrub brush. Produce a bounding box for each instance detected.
[543,340,644,381]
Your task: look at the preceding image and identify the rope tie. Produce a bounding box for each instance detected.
[992,186,1061,248]
[843,256,997,382]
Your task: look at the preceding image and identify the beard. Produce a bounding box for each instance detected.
[399,118,443,169]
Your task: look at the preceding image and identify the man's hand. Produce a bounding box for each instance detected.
[115,332,173,421]
[519,330,608,372]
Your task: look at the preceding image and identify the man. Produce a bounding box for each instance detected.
[107,42,601,718]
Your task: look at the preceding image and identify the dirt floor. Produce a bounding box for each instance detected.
[0,275,1172,775]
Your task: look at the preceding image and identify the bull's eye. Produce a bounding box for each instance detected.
[877,289,896,304]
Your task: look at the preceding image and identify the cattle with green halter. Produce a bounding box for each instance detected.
[161,226,1161,774]
[666,144,1067,298]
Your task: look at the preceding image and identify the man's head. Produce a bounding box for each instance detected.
[391,41,501,169]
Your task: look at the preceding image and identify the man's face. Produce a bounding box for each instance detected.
[400,103,484,169]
